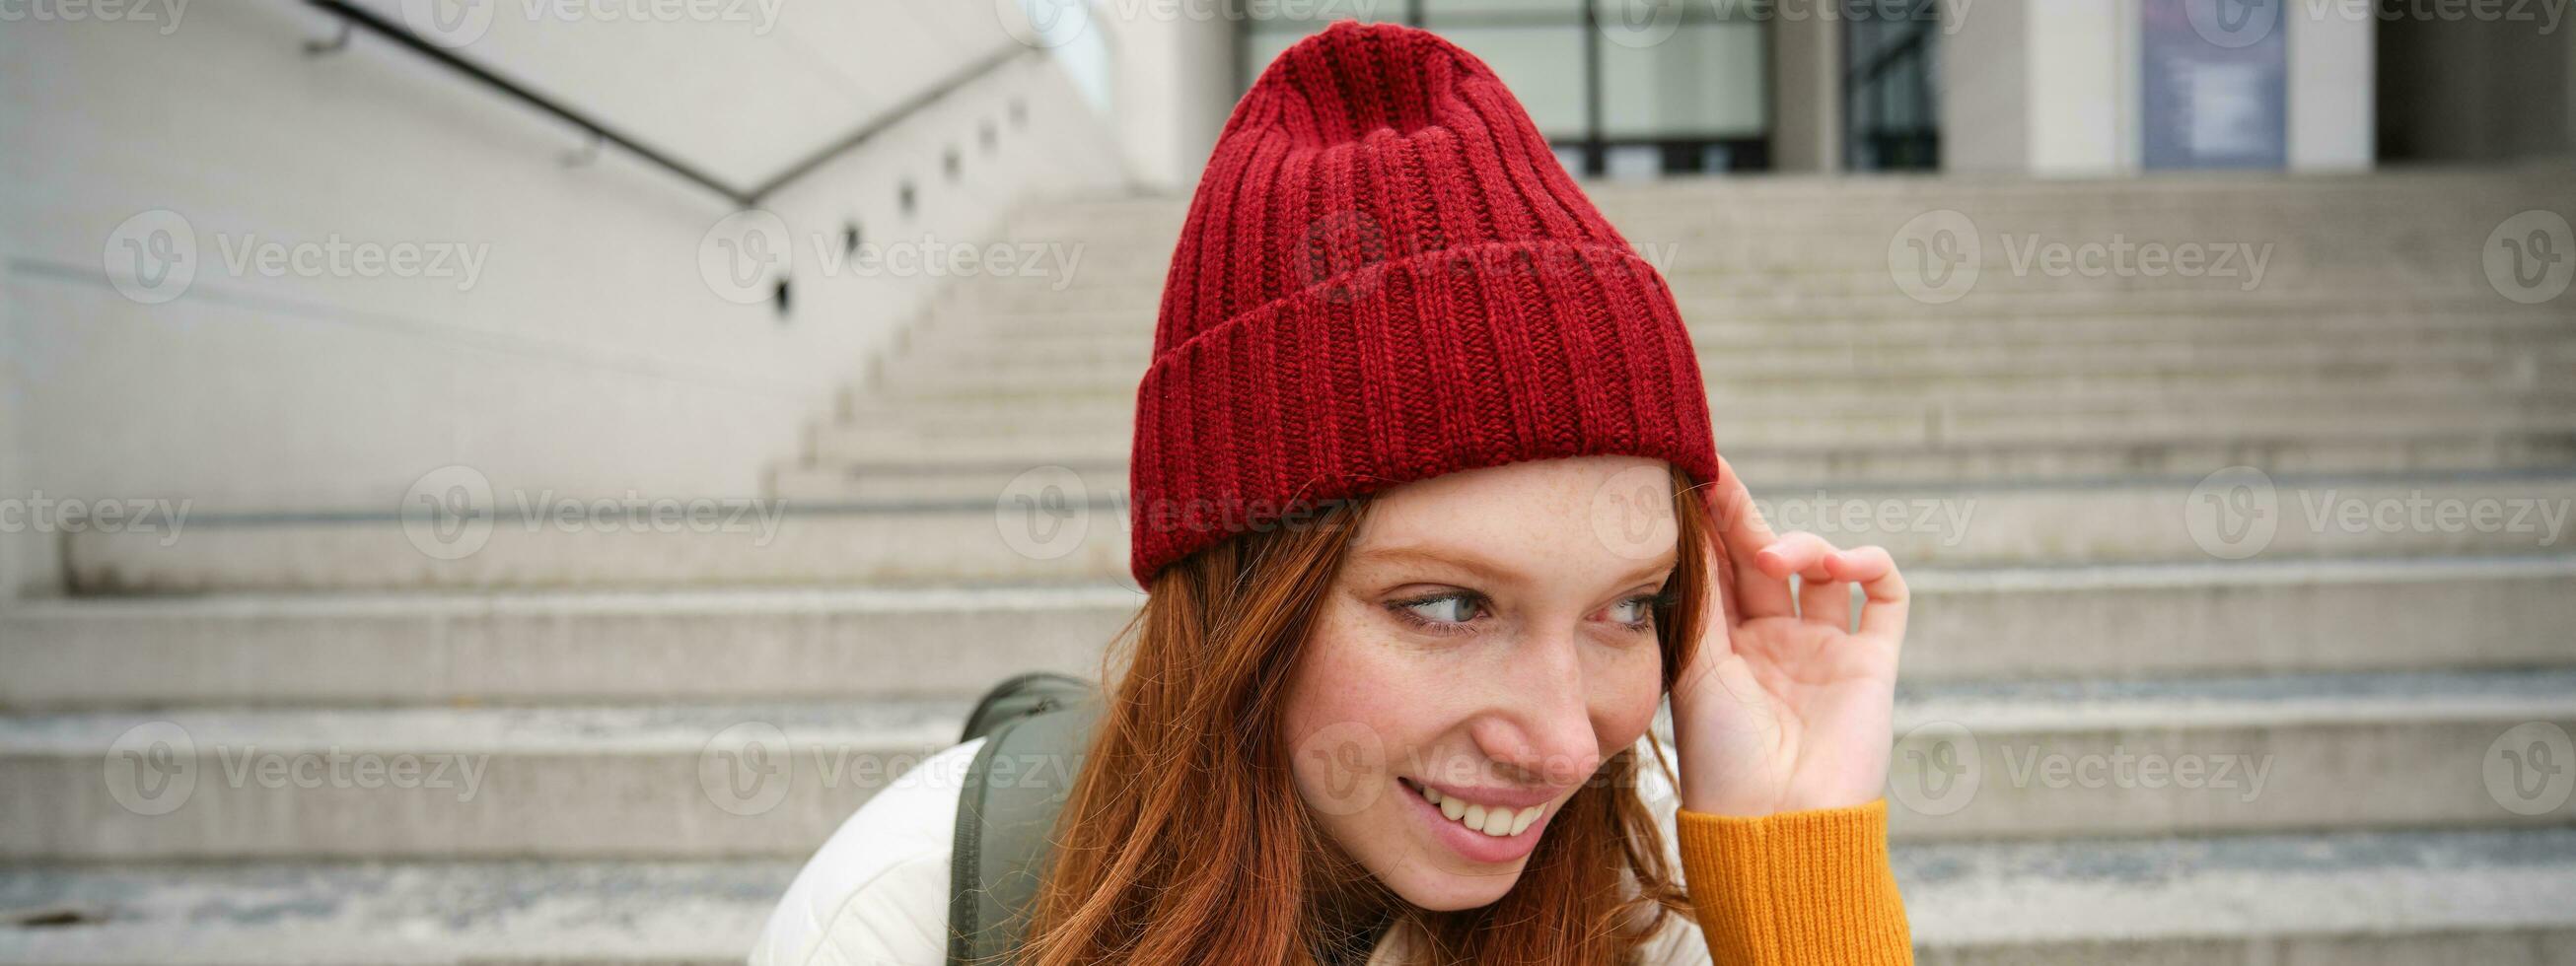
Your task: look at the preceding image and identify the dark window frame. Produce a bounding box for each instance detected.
[1234,0,1775,175]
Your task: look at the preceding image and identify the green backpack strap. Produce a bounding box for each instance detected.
[948,672,1102,966]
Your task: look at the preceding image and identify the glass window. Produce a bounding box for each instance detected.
[1244,4,1405,81]
[1601,21,1765,138]
[1420,25,1590,137]
[1240,0,1778,173]
[1425,0,1577,16]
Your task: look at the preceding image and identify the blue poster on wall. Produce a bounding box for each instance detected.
[2141,0,2288,169]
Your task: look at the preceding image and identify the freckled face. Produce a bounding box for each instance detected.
[1280,455,1676,911]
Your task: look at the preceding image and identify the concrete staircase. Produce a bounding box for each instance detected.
[6,171,2575,964]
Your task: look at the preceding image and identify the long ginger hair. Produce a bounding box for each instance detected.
[1015,466,1726,965]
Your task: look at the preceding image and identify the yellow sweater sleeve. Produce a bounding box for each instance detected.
[1674,798,1913,966]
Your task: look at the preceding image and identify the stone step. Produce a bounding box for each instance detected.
[1880,669,2576,840]
[0,701,960,861]
[1006,201,2533,245]
[954,276,2515,315]
[914,299,2567,345]
[997,222,2521,275]
[0,585,1142,709]
[844,383,2576,431]
[8,826,2572,964]
[4,670,2569,859]
[893,319,2576,370]
[1897,826,2576,965]
[64,475,2576,591]
[787,431,2576,498]
[876,341,2576,399]
[1010,205,2524,241]
[10,556,2570,709]
[971,248,2492,292]
[1019,170,2558,217]
[0,859,795,965]
[814,395,2576,457]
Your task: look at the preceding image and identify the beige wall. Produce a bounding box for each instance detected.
[1107,9,1239,191]
[0,4,1127,599]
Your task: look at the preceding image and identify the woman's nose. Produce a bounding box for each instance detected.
[1474,631,1606,788]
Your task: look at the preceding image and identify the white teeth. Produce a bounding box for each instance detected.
[1413,782,1542,838]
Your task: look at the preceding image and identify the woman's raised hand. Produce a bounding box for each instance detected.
[1670,457,1909,817]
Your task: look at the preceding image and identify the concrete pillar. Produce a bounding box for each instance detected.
[2288,4,2374,171]
[1771,11,1842,172]
[2024,0,2134,175]
[1939,0,2030,172]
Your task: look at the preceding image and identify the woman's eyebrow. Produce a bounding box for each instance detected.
[1349,545,1677,588]
[1348,545,1524,585]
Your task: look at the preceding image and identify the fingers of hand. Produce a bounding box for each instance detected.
[1756,535,1906,633]
[1796,574,1852,630]
[1706,458,1795,620]
[1832,544,1909,643]
[1753,531,1839,582]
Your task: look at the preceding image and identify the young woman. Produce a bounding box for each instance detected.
[753,20,1912,966]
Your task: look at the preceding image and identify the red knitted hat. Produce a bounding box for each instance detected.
[1127,20,1722,584]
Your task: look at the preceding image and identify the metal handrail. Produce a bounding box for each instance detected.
[745,43,1037,203]
[306,0,1038,208]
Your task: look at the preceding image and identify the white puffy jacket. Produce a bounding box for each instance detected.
[749,734,1713,965]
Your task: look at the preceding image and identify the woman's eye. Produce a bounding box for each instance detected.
[1393,591,1484,629]
[1604,593,1661,629]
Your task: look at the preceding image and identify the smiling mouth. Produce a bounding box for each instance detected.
[1398,777,1544,838]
